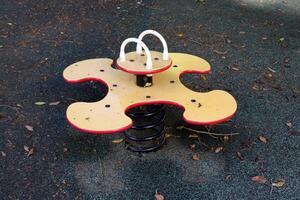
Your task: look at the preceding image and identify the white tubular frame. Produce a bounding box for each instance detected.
[119,38,153,70]
[136,30,169,61]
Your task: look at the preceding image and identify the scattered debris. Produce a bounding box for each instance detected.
[279,37,285,42]
[214,147,224,153]
[258,135,268,144]
[112,138,124,144]
[267,67,276,73]
[213,49,228,55]
[236,151,244,161]
[188,134,199,138]
[49,101,61,106]
[192,154,200,161]
[251,176,267,184]
[286,122,292,129]
[24,145,34,157]
[155,190,164,200]
[176,33,184,38]
[1,151,6,157]
[180,126,240,136]
[25,125,34,132]
[190,144,196,149]
[225,175,231,180]
[35,102,46,106]
[272,179,285,188]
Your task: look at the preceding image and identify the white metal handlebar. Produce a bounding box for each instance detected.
[136,30,169,60]
[119,38,153,70]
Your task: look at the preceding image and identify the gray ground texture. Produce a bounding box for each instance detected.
[0,0,300,199]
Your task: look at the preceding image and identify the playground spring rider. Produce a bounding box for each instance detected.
[63,30,237,152]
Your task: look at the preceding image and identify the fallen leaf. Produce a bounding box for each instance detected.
[272,179,285,188]
[63,148,68,152]
[165,133,172,138]
[251,176,267,184]
[1,151,6,157]
[7,22,13,26]
[112,138,124,144]
[225,175,231,180]
[155,191,164,200]
[223,136,229,143]
[286,122,292,128]
[237,151,244,161]
[267,67,276,73]
[214,147,224,153]
[24,145,30,152]
[176,126,184,130]
[262,37,268,40]
[239,31,246,34]
[199,74,207,81]
[27,148,34,157]
[176,33,184,38]
[188,134,199,138]
[35,102,46,106]
[49,101,60,106]
[25,125,33,132]
[279,37,285,42]
[258,135,268,144]
[192,154,200,161]
[213,49,228,55]
[190,144,196,149]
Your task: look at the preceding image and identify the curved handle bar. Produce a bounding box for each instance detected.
[119,38,153,70]
[136,30,169,60]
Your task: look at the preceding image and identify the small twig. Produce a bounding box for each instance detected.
[182,127,240,136]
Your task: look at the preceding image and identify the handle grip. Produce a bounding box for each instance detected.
[136,30,169,60]
[119,38,153,70]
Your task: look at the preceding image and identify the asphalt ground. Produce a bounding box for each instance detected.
[0,0,299,199]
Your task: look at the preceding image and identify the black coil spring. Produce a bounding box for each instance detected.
[124,105,166,152]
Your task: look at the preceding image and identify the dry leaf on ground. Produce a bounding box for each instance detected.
[190,144,196,149]
[272,179,285,187]
[112,138,124,144]
[286,122,292,128]
[251,176,267,184]
[237,151,244,161]
[258,135,268,144]
[49,101,61,106]
[155,191,164,200]
[25,125,33,132]
[192,154,200,161]
[214,147,224,153]
[35,102,46,106]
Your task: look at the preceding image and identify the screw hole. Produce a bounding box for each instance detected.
[191,99,196,102]
[141,54,145,56]
[146,95,151,98]
[144,63,147,66]
[113,84,118,87]
[173,65,178,68]
[105,104,110,108]
[170,80,175,83]
[100,69,105,72]
[129,59,134,62]
[154,57,159,60]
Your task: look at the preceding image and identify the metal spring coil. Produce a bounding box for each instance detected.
[124,105,166,152]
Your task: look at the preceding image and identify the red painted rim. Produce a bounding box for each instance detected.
[116,61,173,75]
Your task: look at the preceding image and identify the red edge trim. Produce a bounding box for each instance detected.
[63,63,235,134]
[116,61,173,75]
[66,99,237,134]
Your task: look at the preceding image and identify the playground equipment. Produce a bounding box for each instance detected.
[63,30,237,152]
